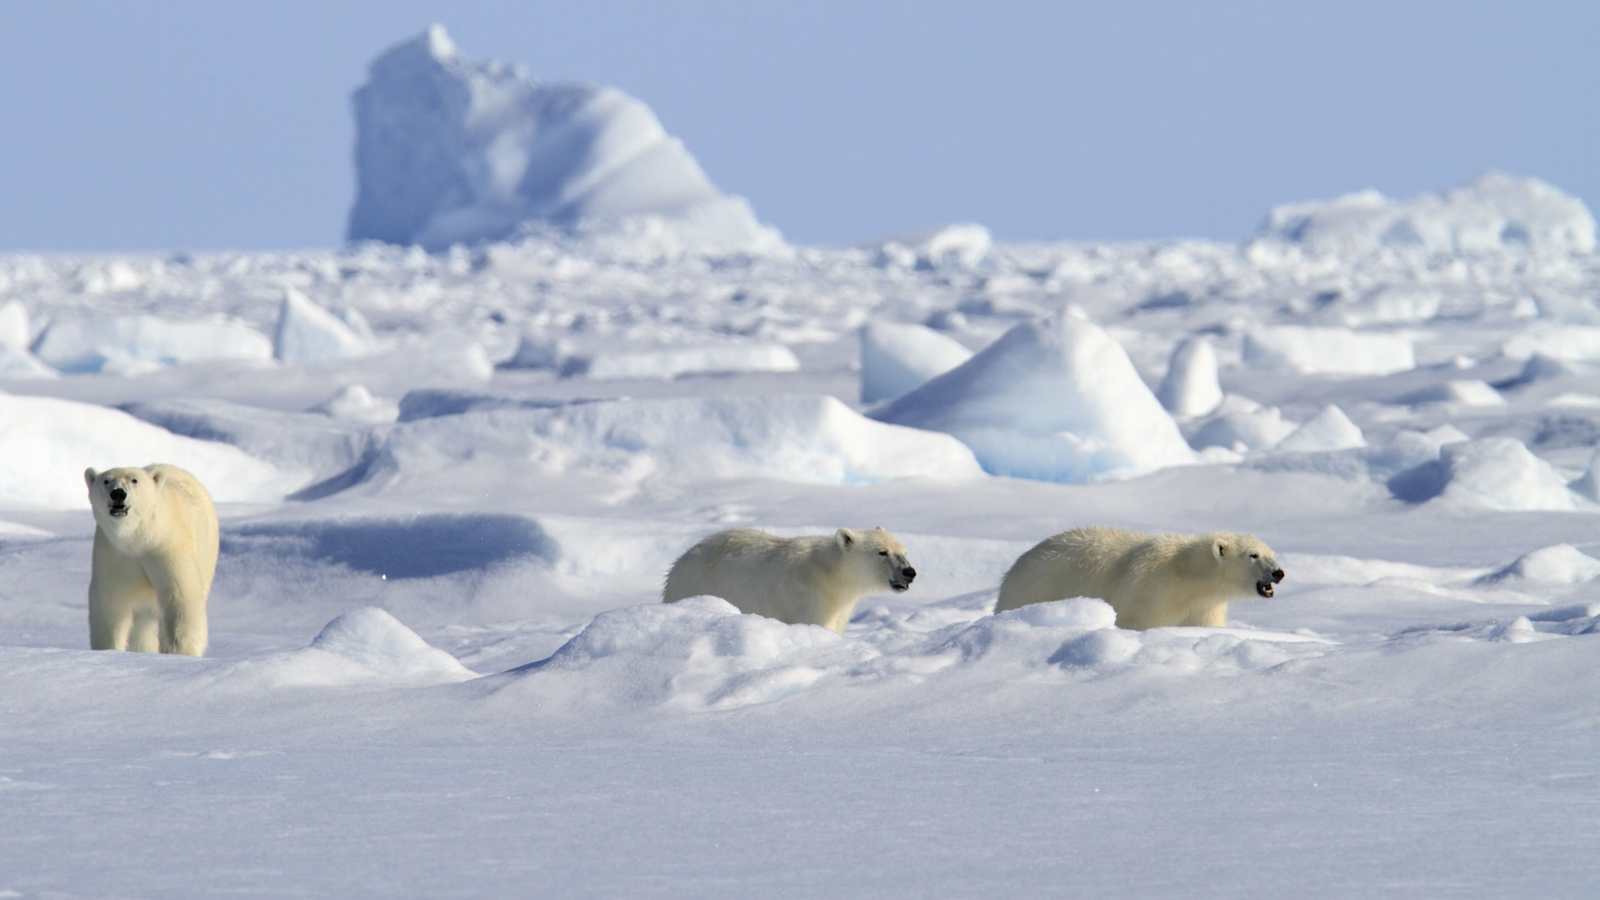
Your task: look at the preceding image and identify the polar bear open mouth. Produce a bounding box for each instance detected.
[108,504,130,518]
[889,581,910,593]
[1255,580,1274,598]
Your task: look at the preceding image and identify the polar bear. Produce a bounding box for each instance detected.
[663,527,916,633]
[84,464,219,656]
[994,527,1284,629]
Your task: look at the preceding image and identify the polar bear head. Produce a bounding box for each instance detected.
[1210,532,1285,599]
[835,526,917,593]
[84,466,164,544]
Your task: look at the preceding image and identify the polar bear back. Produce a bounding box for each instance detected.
[995,527,1268,630]
[146,463,220,591]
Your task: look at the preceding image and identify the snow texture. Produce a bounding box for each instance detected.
[859,320,974,404]
[1157,335,1223,418]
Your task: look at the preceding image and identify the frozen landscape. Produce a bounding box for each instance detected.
[4,26,1600,898]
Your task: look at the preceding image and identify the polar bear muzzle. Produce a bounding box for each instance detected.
[1255,567,1285,598]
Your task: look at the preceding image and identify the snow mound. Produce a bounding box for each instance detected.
[496,597,864,711]
[1157,336,1222,418]
[0,395,287,509]
[218,608,477,689]
[31,314,272,374]
[0,300,29,350]
[1399,379,1504,407]
[560,343,799,380]
[1476,545,1600,586]
[1573,450,1600,502]
[1185,395,1298,452]
[1275,405,1365,453]
[859,321,973,404]
[1254,173,1597,256]
[1494,353,1576,390]
[359,394,983,494]
[0,346,56,379]
[1242,326,1415,376]
[310,385,399,425]
[1502,325,1600,362]
[274,287,374,364]
[1390,437,1584,511]
[872,312,1196,482]
[877,224,993,269]
[347,25,781,254]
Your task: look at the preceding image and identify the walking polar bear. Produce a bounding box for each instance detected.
[995,527,1284,629]
[664,527,916,633]
[84,464,219,656]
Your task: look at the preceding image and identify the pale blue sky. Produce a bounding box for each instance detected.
[3,1,1596,250]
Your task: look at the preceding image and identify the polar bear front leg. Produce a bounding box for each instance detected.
[88,594,135,651]
[88,540,153,651]
[145,555,210,657]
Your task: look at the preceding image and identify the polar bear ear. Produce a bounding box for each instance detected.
[148,468,163,485]
[84,467,98,489]
[835,528,858,549]
[1213,537,1229,560]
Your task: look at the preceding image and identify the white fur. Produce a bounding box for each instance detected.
[84,464,219,656]
[994,527,1284,629]
[663,527,916,633]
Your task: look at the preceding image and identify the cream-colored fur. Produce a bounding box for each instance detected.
[994,527,1284,629]
[663,527,916,633]
[84,464,219,656]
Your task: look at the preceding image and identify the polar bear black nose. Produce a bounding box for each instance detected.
[109,488,127,503]
[902,567,917,580]
[1272,569,1285,583]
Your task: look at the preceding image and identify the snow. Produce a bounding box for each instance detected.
[877,223,994,269]
[858,320,974,404]
[273,287,374,364]
[873,312,1196,481]
[1255,172,1597,257]
[1274,404,1365,453]
[1242,325,1416,375]
[0,298,29,349]
[30,313,273,373]
[347,25,782,255]
[6,155,1600,894]
[1157,335,1222,417]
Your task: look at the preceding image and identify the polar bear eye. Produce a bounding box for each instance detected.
[130,478,138,485]
[877,550,889,557]
[1249,553,1259,560]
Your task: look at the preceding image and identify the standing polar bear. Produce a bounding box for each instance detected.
[995,527,1285,629]
[84,464,219,656]
[663,527,917,633]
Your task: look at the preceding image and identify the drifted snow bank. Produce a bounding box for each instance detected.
[1275,405,1364,453]
[217,608,477,689]
[0,395,286,509]
[872,312,1195,482]
[859,321,973,404]
[31,314,272,374]
[1243,326,1415,376]
[1475,545,1600,586]
[559,343,800,380]
[489,597,1333,712]
[1389,437,1586,511]
[1254,173,1597,257]
[1157,336,1222,418]
[347,25,781,254]
[359,394,983,492]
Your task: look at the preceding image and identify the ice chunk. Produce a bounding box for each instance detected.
[1502,325,1600,362]
[859,321,973,404]
[1243,326,1415,376]
[0,346,55,379]
[1186,395,1298,452]
[31,314,272,373]
[274,287,374,364]
[876,223,993,269]
[1157,336,1222,418]
[1572,450,1600,502]
[347,25,781,254]
[1254,173,1597,256]
[0,300,29,350]
[872,312,1196,482]
[1399,380,1505,407]
[310,384,399,425]
[1391,437,1582,511]
[1275,405,1365,453]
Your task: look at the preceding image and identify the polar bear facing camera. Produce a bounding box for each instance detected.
[84,464,220,656]
[663,527,916,633]
[994,527,1284,629]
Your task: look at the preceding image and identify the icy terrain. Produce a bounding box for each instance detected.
[3,171,1600,897]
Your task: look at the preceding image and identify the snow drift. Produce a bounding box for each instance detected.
[347,25,781,254]
[859,321,973,404]
[872,312,1195,481]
